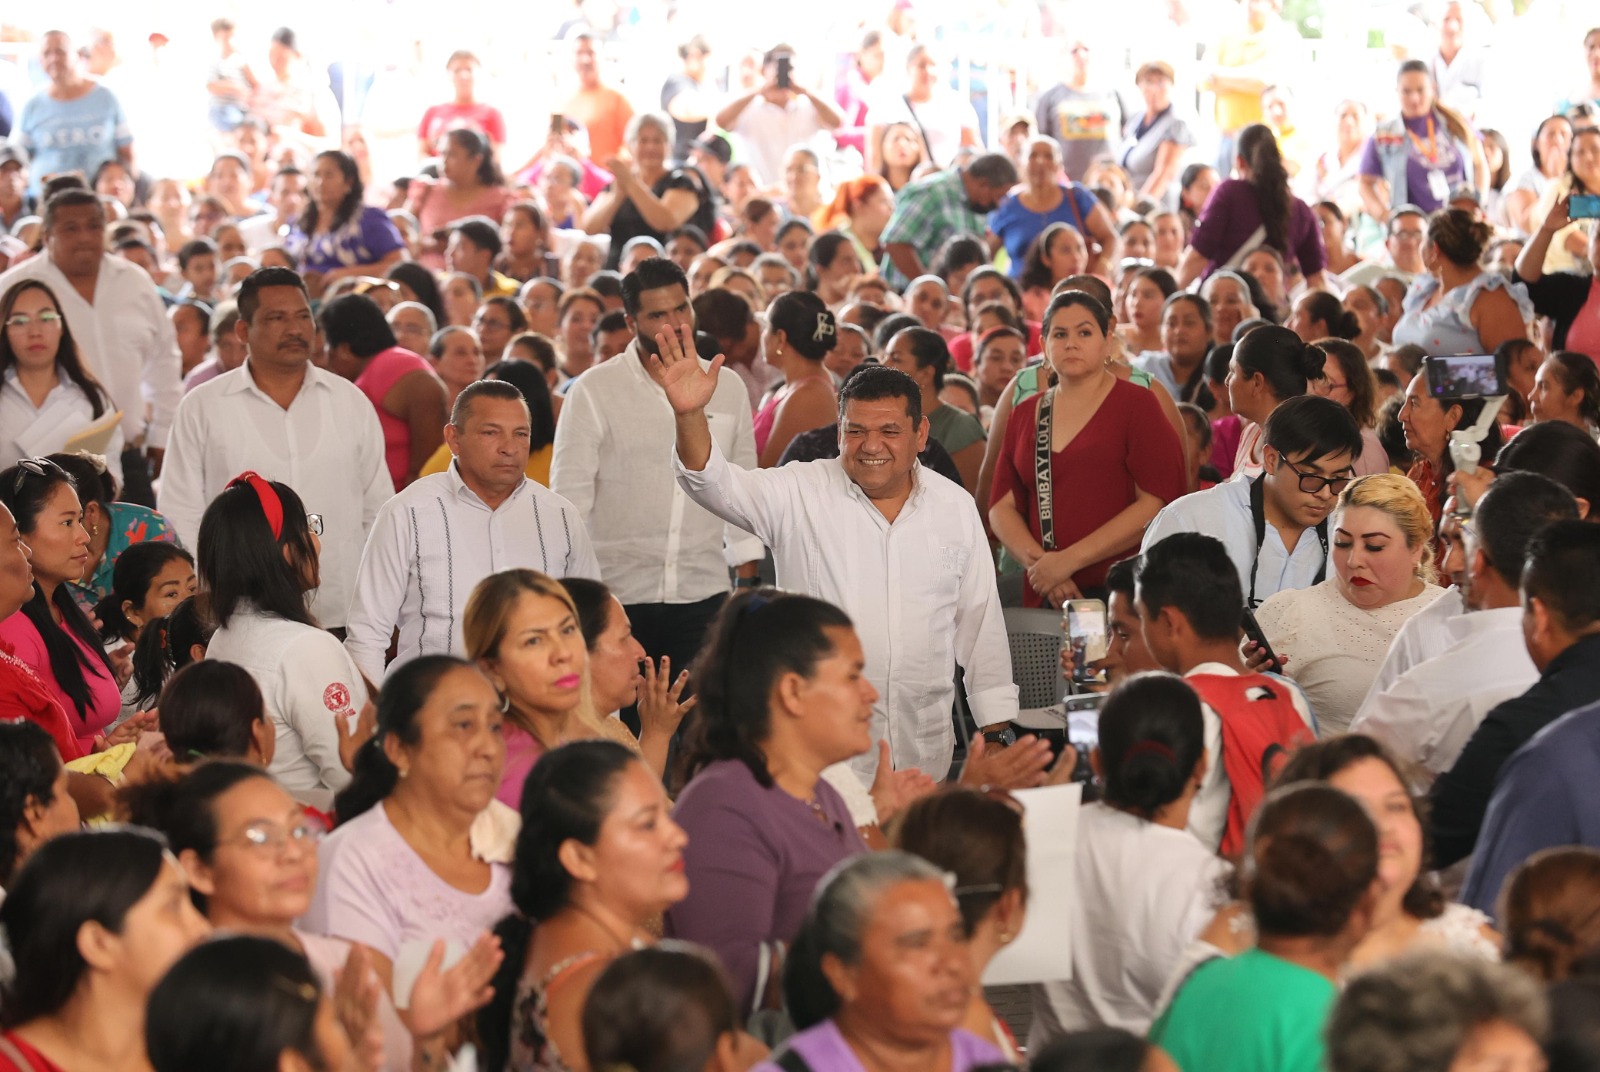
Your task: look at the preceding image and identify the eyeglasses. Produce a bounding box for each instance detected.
[1279,457,1354,495]
[4,311,63,329]
[306,513,324,536]
[222,818,325,853]
[12,456,66,493]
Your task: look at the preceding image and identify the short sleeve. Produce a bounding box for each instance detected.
[1292,200,1327,275]
[1358,137,1383,178]
[940,409,986,454]
[312,828,404,960]
[1124,387,1187,503]
[357,207,406,261]
[990,394,1036,511]
[1071,184,1101,224]
[483,108,507,144]
[1188,181,1240,262]
[1164,115,1198,149]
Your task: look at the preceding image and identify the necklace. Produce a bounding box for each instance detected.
[571,903,640,953]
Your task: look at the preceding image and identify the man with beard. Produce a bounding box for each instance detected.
[159,268,392,631]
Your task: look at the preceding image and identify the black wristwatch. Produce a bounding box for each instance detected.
[734,576,762,589]
[982,727,1017,747]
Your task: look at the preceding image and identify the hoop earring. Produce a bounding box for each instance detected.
[498,690,511,715]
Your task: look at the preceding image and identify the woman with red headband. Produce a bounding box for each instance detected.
[198,473,369,811]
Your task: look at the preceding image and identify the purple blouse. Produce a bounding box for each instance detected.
[753,1021,1005,1072]
[1189,178,1326,279]
[286,205,406,275]
[665,759,867,1013]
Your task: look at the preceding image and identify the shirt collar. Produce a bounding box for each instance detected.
[1186,661,1241,678]
[225,359,329,398]
[445,457,527,508]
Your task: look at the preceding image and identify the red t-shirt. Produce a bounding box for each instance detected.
[417,101,507,152]
[992,377,1187,604]
[949,319,1043,373]
[0,1032,67,1072]
[0,639,88,762]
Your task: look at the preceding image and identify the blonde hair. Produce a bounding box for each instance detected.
[463,569,608,744]
[1335,474,1438,583]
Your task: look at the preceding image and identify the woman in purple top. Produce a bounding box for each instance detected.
[755,852,1006,1072]
[286,150,407,299]
[1179,124,1327,292]
[665,590,874,1016]
[1358,61,1485,219]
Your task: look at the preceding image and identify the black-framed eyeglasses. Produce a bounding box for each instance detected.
[13,456,66,493]
[1279,458,1353,495]
[306,513,324,536]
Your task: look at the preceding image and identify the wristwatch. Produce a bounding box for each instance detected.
[982,727,1018,747]
[734,576,762,589]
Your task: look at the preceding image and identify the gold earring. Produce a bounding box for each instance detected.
[999,930,1014,944]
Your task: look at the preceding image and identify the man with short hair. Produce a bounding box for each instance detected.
[159,268,393,630]
[591,310,633,361]
[346,379,599,682]
[13,31,134,197]
[1143,395,1361,607]
[0,188,179,502]
[417,50,507,159]
[713,45,843,188]
[1086,557,1161,686]
[551,258,763,708]
[319,293,448,490]
[564,32,633,166]
[1352,472,1578,781]
[1135,532,1315,851]
[652,323,1022,788]
[1341,207,1427,287]
[1430,515,1600,866]
[445,216,518,299]
[1033,37,1125,181]
[238,166,306,253]
[881,153,1018,288]
[0,143,33,231]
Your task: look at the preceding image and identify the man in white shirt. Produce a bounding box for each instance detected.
[713,46,842,186]
[159,267,393,631]
[1136,532,1315,851]
[1143,396,1361,609]
[1351,472,1579,781]
[345,379,601,682]
[652,337,1019,785]
[237,164,305,254]
[551,258,763,697]
[0,188,180,503]
[1340,207,1426,288]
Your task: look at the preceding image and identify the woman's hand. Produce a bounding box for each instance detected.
[99,709,158,751]
[1540,195,1571,236]
[868,740,937,825]
[120,731,173,786]
[338,701,378,773]
[108,643,134,689]
[333,944,385,1072]
[637,656,695,742]
[406,933,504,1041]
[1026,550,1082,607]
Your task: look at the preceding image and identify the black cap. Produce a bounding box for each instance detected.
[692,131,732,166]
[445,215,502,257]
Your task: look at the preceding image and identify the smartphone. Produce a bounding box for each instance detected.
[1424,353,1504,400]
[1241,606,1284,675]
[1065,694,1102,785]
[549,113,566,137]
[774,54,793,89]
[1066,599,1109,687]
[1570,193,1600,219]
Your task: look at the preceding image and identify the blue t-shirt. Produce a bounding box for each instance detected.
[990,183,1100,279]
[15,84,131,196]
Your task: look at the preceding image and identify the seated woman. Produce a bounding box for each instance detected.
[1502,847,1600,983]
[1254,475,1447,734]
[990,291,1186,607]
[0,460,125,756]
[198,474,369,806]
[48,451,179,616]
[992,136,1118,281]
[128,595,215,713]
[407,130,516,270]
[479,740,686,1072]
[754,292,840,467]
[417,358,560,485]
[1151,784,1380,1072]
[667,590,873,1017]
[892,787,1029,1061]
[131,758,500,1071]
[1530,350,1600,435]
[1515,195,1600,354]
[1286,291,1362,346]
[1201,271,1261,349]
[1309,340,1389,477]
[152,659,275,766]
[1119,267,1178,357]
[583,946,769,1072]
[0,280,123,485]
[764,852,1005,1072]
[499,200,556,283]
[1019,224,1090,322]
[92,542,195,658]
[1133,293,1214,407]
[1273,736,1499,967]
[286,150,407,300]
[0,720,80,892]
[1327,953,1547,1072]
[1396,369,1505,527]
[0,828,211,1070]
[1030,673,1229,1044]
[1392,209,1532,359]
[882,327,986,493]
[1225,325,1329,480]
[307,655,512,997]
[464,569,645,806]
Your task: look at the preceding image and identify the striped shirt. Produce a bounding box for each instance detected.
[343,461,601,682]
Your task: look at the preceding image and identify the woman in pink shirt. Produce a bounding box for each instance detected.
[406,130,516,270]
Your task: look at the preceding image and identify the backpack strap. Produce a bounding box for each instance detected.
[775,1048,816,1072]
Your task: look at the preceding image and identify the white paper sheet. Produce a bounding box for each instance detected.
[981,781,1082,986]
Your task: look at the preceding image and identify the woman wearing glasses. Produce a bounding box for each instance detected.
[128,759,502,1072]
[198,474,369,810]
[0,279,124,485]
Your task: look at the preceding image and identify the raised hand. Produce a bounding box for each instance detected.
[868,740,937,825]
[338,700,378,773]
[642,323,723,415]
[332,944,385,1072]
[637,655,695,741]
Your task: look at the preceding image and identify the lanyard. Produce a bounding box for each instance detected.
[1035,387,1056,551]
[1248,475,1327,608]
[1408,114,1439,166]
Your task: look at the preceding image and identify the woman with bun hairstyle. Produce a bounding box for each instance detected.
[1392,208,1531,358]
[1530,350,1600,434]
[1224,324,1328,479]
[1150,783,1381,1072]
[1309,339,1389,476]
[1031,672,1230,1044]
[1502,847,1600,984]
[754,291,839,467]
[1286,291,1362,346]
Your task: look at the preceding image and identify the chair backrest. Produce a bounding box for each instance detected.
[1003,606,1066,711]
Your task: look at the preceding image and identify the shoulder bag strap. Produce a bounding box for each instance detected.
[1035,388,1056,551]
[1065,183,1088,237]
[776,1049,817,1072]
[1222,224,1268,270]
[902,94,941,169]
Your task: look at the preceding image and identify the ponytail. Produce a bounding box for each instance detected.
[1236,124,1292,253]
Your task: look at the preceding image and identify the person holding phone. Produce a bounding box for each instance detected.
[990,291,1187,608]
[713,46,843,193]
[1514,192,1600,356]
[1526,126,1600,278]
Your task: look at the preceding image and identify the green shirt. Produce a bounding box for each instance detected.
[1150,949,1336,1072]
[928,402,986,460]
[880,169,989,288]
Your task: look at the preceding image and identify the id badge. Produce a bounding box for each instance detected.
[1427,168,1450,202]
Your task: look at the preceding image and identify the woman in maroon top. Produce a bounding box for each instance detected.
[990,291,1186,607]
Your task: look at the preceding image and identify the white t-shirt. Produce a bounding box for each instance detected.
[1030,803,1230,1045]
[867,89,978,169]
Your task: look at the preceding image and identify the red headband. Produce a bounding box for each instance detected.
[1124,740,1176,764]
[228,471,283,540]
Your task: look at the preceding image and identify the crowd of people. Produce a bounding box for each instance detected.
[2,3,1600,1071]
